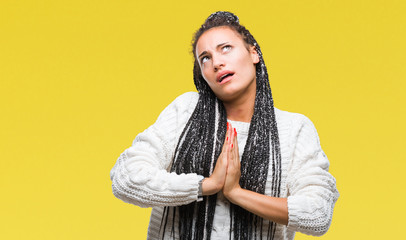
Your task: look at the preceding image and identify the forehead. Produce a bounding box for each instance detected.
[196,26,245,54]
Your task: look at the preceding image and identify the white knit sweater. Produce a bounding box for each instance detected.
[110,92,339,239]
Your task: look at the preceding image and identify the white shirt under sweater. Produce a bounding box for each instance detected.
[110,92,339,239]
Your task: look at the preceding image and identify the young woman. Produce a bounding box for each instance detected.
[110,11,339,240]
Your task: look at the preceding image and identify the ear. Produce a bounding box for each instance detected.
[250,45,259,64]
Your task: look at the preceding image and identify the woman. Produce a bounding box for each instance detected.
[110,11,339,240]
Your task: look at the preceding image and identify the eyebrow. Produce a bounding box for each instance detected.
[198,42,230,60]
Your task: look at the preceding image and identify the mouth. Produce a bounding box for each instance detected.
[217,71,235,84]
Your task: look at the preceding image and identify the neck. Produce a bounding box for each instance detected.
[223,90,256,123]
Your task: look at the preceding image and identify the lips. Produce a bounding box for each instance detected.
[216,70,235,83]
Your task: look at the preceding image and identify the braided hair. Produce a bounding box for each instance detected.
[160,11,282,240]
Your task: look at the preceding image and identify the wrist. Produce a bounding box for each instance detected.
[202,177,222,196]
[224,186,243,204]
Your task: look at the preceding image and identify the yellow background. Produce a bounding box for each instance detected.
[1,0,405,239]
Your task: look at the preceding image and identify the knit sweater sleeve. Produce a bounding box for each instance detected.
[110,92,202,208]
[286,115,339,236]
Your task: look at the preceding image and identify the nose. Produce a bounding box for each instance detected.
[212,54,225,72]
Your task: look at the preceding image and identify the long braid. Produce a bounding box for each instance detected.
[160,11,282,240]
[231,39,282,239]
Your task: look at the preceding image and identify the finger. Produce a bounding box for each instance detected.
[228,125,233,151]
[222,122,231,152]
[231,127,236,149]
[223,135,231,168]
[227,122,232,144]
[229,127,236,164]
[232,128,240,167]
[227,126,233,165]
[233,128,239,158]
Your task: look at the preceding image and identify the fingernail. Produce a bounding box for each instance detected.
[231,144,233,148]
[234,128,237,135]
[227,122,229,130]
[226,137,228,141]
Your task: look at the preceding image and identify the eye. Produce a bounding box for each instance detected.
[222,45,232,52]
[201,56,210,64]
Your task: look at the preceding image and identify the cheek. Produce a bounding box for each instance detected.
[234,52,251,68]
[237,56,256,77]
[201,67,215,84]
[201,69,209,82]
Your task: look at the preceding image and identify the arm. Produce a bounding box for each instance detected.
[222,118,339,234]
[110,92,203,208]
[222,123,289,225]
[285,116,339,236]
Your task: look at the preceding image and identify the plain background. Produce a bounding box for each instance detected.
[1,0,405,239]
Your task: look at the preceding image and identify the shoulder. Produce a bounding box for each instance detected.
[155,92,199,122]
[274,107,322,148]
[172,91,199,107]
[274,107,315,130]
[133,92,199,154]
[166,91,199,112]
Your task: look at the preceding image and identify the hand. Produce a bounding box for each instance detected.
[202,122,232,195]
[221,125,288,225]
[223,123,243,202]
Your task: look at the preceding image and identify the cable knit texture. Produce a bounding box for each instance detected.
[110,92,339,239]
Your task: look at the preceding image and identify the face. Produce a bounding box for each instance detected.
[195,26,259,102]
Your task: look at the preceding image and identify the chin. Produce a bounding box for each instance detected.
[215,90,240,102]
